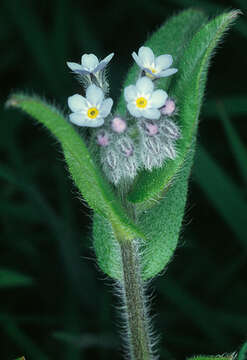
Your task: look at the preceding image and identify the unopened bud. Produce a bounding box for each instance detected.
[161,98,176,116]
[145,122,159,136]
[111,116,127,133]
[97,131,109,147]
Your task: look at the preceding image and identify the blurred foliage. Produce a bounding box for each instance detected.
[0,0,247,359]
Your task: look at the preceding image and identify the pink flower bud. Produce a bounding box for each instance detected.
[111,117,127,133]
[145,122,159,136]
[97,132,109,147]
[161,98,176,116]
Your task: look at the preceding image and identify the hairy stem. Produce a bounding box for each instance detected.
[120,240,154,360]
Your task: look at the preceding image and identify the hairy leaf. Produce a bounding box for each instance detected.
[128,10,240,203]
[93,213,121,279]
[238,342,247,360]
[6,94,143,243]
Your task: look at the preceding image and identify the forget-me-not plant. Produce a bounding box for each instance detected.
[6,9,241,360]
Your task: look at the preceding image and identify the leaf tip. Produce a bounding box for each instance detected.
[5,96,19,109]
[5,93,26,109]
[229,9,243,20]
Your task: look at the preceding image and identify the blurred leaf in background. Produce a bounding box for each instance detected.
[0,269,33,288]
[0,0,247,359]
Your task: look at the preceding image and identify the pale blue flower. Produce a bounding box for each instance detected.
[124,77,167,120]
[67,53,114,75]
[68,84,113,127]
[132,46,177,79]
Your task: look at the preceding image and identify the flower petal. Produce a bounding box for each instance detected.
[81,54,99,71]
[124,85,138,102]
[158,68,178,77]
[101,52,114,65]
[136,76,154,95]
[142,108,161,120]
[69,112,104,127]
[68,94,88,112]
[155,55,173,71]
[100,98,113,117]
[138,47,154,67]
[132,52,144,68]
[67,62,83,72]
[127,103,142,118]
[86,84,104,106]
[149,89,168,108]
[94,62,107,73]
[95,53,114,72]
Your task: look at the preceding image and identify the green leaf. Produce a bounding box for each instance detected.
[93,148,194,280]
[15,357,25,360]
[93,214,122,279]
[138,150,194,279]
[128,10,240,203]
[0,269,33,288]
[6,94,144,244]
[238,342,247,360]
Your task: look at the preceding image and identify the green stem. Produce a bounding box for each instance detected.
[120,240,154,360]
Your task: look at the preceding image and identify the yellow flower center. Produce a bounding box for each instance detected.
[87,107,99,119]
[150,67,156,73]
[136,97,147,108]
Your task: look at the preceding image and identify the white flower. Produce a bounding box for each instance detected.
[132,46,177,79]
[124,77,167,120]
[67,53,114,75]
[68,84,113,127]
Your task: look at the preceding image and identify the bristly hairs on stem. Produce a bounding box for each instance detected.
[114,238,159,360]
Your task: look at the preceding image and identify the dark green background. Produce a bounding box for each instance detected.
[1,0,247,359]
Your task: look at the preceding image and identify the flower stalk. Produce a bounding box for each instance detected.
[120,239,154,360]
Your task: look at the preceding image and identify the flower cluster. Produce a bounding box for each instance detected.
[67,46,180,185]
